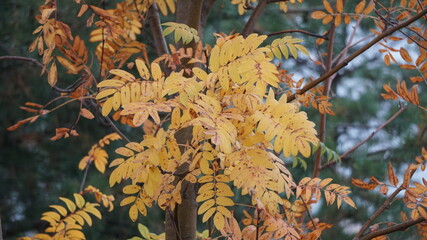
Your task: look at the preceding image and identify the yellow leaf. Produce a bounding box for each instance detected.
[196,190,215,202]
[59,197,77,212]
[96,89,117,100]
[133,111,149,127]
[136,59,150,79]
[120,196,137,206]
[110,69,136,82]
[123,185,141,194]
[56,56,78,74]
[193,67,208,81]
[213,212,225,230]
[116,147,134,157]
[77,210,92,226]
[120,85,131,106]
[49,205,68,216]
[217,206,232,218]
[216,196,234,206]
[112,92,121,111]
[48,62,57,87]
[209,46,220,72]
[198,199,215,214]
[202,207,216,222]
[151,62,162,81]
[130,82,141,102]
[66,230,85,239]
[84,203,102,219]
[129,204,138,222]
[97,80,124,88]
[74,193,85,209]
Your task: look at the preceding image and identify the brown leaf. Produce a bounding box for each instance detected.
[387,162,399,187]
[399,47,413,63]
[351,178,377,190]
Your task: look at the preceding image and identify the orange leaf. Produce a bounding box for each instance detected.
[355,0,366,14]
[311,11,327,19]
[322,15,333,24]
[77,4,89,17]
[48,62,58,87]
[399,48,412,63]
[363,3,375,15]
[80,108,95,119]
[336,0,344,13]
[335,14,342,27]
[399,64,416,70]
[323,0,334,14]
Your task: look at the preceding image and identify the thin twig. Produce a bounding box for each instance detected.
[267,29,328,39]
[0,215,3,240]
[358,217,426,240]
[287,8,427,102]
[79,159,91,192]
[104,115,131,143]
[0,55,86,93]
[321,105,406,169]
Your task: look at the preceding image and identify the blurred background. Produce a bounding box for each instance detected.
[1,0,426,239]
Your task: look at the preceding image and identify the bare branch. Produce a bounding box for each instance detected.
[267,29,328,39]
[321,105,406,170]
[287,8,427,102]
[242,0,267,37]
[149,2,169,56]
[358,217,426,240]
[353,170,416,240]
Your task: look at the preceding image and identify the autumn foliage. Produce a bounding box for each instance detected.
[5,0,427,239]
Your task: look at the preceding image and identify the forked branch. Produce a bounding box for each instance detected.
[287,8,427,102]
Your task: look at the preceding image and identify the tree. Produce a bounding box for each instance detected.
[2,0,427,239]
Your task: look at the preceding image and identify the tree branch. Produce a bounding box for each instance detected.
[267,29,328,39]
[242,0,267,37]
[353,169,416,240]
[312,23,335,179]
[358,217,426,240]
[149,2,169,56]
[287,8,427,102]
[321,105,406,169]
